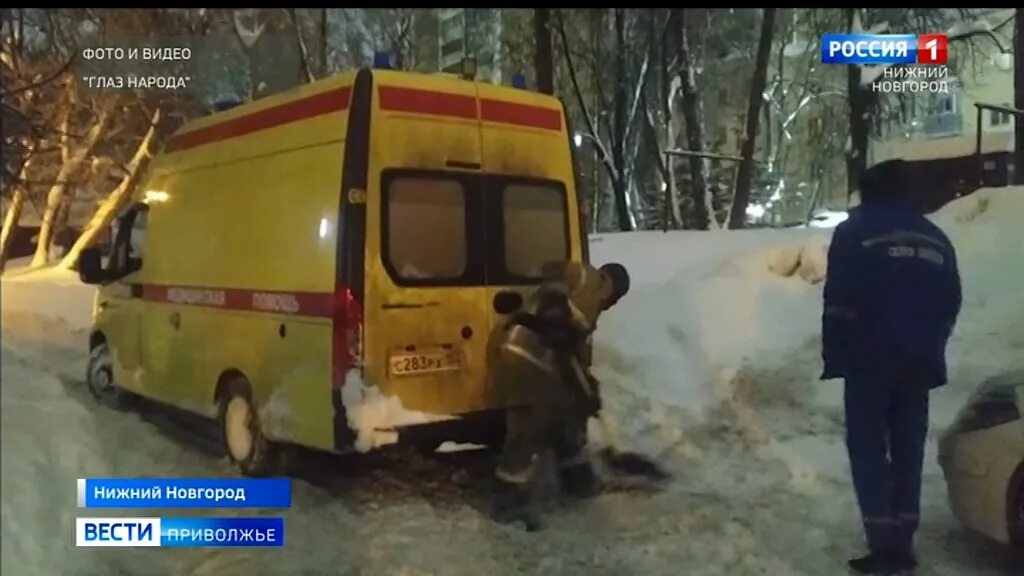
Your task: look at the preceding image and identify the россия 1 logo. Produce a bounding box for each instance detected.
[821,33,948,65]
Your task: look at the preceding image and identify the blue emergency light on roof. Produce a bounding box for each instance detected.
[373,52,391,69]
[511,73,527,89]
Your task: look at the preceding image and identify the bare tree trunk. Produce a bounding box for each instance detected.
[805,163,824,225]
[846,9,870,197]
[533,9,554,95]
[233,10,261,100]
[674,9,714,230]
[0,143,36,273]
[1015,8,1024,185]
[59,108,162,270]
[656,9,682,230]
[53,196,72,257]
[728,8,776,230]
[17,9,25,58]
[658,15,683,229]
[289,9,316,83]
[320,8,328,76]
[30,101,113,268]
[590,9,604,230]
[32,168,74,268]
[610,8,632,232]
[556,9,619,230]
[0,188,27,273]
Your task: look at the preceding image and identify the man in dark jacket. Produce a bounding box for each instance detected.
[487,261,630,531]
[822,159,962,574]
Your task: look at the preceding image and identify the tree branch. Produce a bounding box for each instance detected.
[58,104,72,165]
[949,19,1013,54]
[643,105,669,182]
[622,49,651,147]
[1,56,75,97]
[861,12,1016,87]
[555,8,617,181]
[286,8,316,82]
[233,9,266,50]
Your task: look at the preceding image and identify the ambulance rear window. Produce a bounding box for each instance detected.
[501,183,569,280]
[385,176,468,282]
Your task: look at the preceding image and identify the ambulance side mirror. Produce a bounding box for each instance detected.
[493,291,523,315]
[78,247,107,285]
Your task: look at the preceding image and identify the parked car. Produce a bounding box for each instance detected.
[939,370,1024,547]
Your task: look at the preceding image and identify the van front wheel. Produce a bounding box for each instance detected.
[87,343,128,409]
[218,379,280,477]
[1010,473,1024,550]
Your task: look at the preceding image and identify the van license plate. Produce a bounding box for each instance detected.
[390,350,462,377]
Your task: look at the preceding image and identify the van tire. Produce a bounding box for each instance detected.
[218,378,280,477]
[87,343,128,409]
[1009,463,1024,549]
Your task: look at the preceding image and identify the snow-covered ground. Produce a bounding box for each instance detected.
[2,188,1022,575]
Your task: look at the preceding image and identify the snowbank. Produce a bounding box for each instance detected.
[928,186,1024,423]
[588,186,1024,478]
[588,228,829,433]
[2,264,95,333]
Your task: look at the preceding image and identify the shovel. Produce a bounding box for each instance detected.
[593,415,673,481]
[569,356,673,482]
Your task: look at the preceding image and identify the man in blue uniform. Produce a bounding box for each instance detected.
[821,159,962,574]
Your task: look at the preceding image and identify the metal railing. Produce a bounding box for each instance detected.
[974,102,1022,187]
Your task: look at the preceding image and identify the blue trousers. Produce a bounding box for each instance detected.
[844,375,930,554]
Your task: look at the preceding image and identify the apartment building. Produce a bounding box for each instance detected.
[871,8,1016,198]
[437,9,503,83]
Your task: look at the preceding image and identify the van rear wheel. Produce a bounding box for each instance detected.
[218,379,280,477]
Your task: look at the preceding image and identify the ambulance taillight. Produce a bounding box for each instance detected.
[332,286,364,385]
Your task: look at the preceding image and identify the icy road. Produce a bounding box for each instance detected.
[2,188,1022,576]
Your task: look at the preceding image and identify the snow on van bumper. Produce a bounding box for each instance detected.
[341,371,459,453]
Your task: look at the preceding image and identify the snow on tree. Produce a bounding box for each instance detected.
[30,86,115,268]
[59,106,162,270]
[2,9,207,271]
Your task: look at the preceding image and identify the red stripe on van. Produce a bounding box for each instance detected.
[165,86,352,153]
[140,284,335,318]
[480,98,562,132]
[377,86,478,121]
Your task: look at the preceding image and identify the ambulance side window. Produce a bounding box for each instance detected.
[384,176,469,283]
[106,204,149,279]
[500,182,569,281]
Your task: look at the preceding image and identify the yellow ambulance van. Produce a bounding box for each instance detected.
[77,66,589,475]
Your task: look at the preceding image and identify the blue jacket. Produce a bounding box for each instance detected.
[821,199,962,388]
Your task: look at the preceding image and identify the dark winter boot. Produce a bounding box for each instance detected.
[847,552,899,575]
[490,479,543,532]
[891,522,919,572]
[889,549,918,573]
[559,462,600,499]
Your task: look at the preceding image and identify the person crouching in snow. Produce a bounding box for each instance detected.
[821,159,961,575]
[487,261,630,530]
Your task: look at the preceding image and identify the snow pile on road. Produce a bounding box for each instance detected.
[929,186,1024,421]
[588,228,828,437]
[2,262,95,333]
